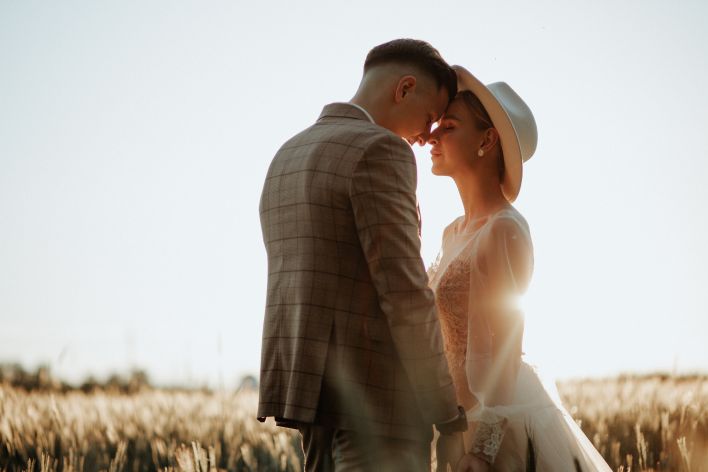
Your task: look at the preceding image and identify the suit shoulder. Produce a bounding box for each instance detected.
[347,125,413,166]
[289,119,410,157]
[312,114,409,153]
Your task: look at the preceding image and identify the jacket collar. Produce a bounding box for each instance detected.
[317,102,374,123]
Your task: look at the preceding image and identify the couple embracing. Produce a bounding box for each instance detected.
[257,39,611,472]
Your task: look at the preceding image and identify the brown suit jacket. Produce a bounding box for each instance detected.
[258,103,457,441]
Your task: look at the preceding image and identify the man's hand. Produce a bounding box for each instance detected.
[436,432,464,471]
[455,453,491,472]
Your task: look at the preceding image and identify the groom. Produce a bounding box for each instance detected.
[258,39,479,471]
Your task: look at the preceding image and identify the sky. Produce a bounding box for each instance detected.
[1,0,707,387]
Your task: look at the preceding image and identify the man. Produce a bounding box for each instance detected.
[258,39,485,471]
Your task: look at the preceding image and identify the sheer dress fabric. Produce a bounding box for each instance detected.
[429,207,611,471]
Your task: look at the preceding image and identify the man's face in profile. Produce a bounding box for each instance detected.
[397,81,450,146]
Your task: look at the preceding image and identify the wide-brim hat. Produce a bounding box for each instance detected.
[453,65,538,202]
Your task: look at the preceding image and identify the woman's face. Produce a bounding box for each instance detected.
[428,95,497,176]
[427,95,485,177]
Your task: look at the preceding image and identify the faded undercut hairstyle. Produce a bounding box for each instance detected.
[364,39,458,103]
[459,90,505,179]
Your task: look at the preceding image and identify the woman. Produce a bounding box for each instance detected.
[428,66,611,471]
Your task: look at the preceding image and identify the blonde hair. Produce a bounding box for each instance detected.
[458,90,505,179]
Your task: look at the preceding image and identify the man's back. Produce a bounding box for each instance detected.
[258,103,457,442]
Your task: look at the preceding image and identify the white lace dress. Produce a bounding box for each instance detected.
[429,207,611,471]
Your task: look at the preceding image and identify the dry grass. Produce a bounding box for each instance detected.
[0,385,302,471]
[0,374,706,471]
[557,375,708,471]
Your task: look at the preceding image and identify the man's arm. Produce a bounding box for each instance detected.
[349,133,458,425]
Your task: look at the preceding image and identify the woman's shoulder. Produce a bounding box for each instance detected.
[480,206,533,253]
[487,206,530,234]
[442,216,465,239]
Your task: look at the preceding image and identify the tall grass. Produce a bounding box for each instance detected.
[0,385,302,471]
[1,374,706,471]
[557,375,707,471]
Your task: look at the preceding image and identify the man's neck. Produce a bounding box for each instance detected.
[350,93,386,127]
[347,102,375,124]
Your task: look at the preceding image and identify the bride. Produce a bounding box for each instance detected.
[427,66,612,472]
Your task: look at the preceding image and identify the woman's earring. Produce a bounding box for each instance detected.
[477,149,484,157]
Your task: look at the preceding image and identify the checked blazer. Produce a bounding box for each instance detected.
[257,103,458,441]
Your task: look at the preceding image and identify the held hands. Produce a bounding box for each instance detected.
[454,453,491,472]
[436,433,491,472]
[436,432,464,472]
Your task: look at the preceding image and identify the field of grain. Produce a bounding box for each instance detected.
[0,385,303,471]
[0,375,706,471]
[558,375,707,471]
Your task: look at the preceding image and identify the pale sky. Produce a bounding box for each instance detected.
[1,0,707,387]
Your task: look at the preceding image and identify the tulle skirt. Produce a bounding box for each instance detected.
[468,361,612,472]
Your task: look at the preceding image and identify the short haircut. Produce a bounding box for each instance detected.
[364,39,457,102]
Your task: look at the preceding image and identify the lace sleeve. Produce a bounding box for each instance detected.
[466,405,507,463]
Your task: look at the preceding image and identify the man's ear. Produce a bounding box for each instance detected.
[394,75,417,103]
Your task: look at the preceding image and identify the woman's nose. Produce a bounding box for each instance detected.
[427,134,438,145]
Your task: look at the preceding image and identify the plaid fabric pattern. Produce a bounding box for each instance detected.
[258,103,457,440]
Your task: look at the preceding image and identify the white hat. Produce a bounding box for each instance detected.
[453,65,538,202]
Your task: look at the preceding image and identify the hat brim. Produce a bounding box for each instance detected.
[452,65,522,203]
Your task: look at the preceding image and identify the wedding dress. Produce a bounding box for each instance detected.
[428,206,611,471]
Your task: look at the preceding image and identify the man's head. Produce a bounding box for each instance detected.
[351,39,457,145]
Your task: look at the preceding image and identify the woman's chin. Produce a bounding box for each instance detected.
[430,165,447,176]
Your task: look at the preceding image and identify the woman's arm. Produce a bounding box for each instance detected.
[465,215,534,463]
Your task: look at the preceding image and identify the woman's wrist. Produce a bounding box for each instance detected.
[468,416,506,464]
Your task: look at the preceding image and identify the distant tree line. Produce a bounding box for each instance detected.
[0,363,260,393]
[0,363,151,393]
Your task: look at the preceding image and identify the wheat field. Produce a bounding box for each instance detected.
[0,375,706,471]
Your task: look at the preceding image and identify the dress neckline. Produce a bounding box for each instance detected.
[451,206,517,236]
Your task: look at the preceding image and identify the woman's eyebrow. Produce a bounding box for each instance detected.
[441,114,462,122]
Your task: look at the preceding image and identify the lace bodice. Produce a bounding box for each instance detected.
[430,207,533,385]
[431,257,470,370]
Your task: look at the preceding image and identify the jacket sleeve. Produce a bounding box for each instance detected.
[349,133,458,425]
